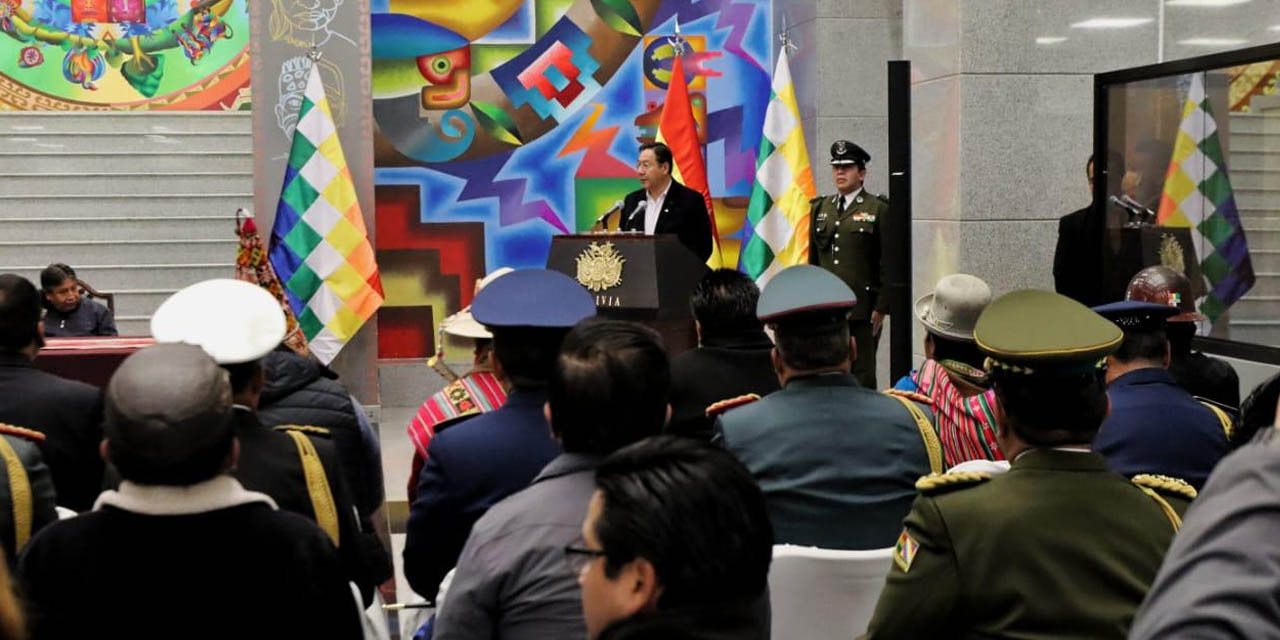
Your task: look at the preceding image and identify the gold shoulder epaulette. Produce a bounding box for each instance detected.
[273,424,331,438]
[915,472,990,494]
[1132,474,1197,500]
[0,424,43,443]
[883,389,933,406]
[876,193,890,204]
[705,394,761,419]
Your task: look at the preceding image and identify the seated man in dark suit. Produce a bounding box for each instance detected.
[40,263,116,337]
[0,273,104,512]
[667,269,778,441]
[619,142,713,262]
[404,269,596,601]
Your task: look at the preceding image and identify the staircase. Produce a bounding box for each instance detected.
[0,111,251,335]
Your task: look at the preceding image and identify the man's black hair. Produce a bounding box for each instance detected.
[1238,372,1280,448]
[108,429,234,486]
[990,370,1108,446]
[549,319,668,455]
[689,269,763,337]
[772,312,851,372]
[39,264,76,293]
[928,333,986,371]
[1166,322,1195,356]
[593,436,773,609]
[223,360,262,396]
[639,142,673,174]
[1112,329,1168,365]
[492,326,571,389]
[0,274,42,353]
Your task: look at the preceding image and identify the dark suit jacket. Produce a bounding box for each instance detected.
[620,180,713,262]
[404,387,562,600]
[666,329,779,441]
[1054,205,1106,307]
[0,353,103,512]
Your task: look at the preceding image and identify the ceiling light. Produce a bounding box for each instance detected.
[1070,17,1154,29]
[1035,36,1068,45]
[1166,0,1252,6]
[1178,37,1249,45]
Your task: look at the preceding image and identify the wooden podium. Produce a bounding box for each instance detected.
[547,233,709,355]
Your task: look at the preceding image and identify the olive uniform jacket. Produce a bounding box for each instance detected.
[863,450,1183,640]
[808,191,890,322]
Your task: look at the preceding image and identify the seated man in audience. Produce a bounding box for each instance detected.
[666,269,778,441]
[1092,300,1230,490]
[576,436,772,640]
[406,267,513,501]
[896,274,1002,467]
[1125,265,1239,410]
[865,290,1184,640]
[1129,419,1280,638]
[150,279,391,603]
[18,343,361,639]
[715,264,939,550]
[0,273,103,512]
[405,269,596,601]
[434,319,669,639]
[39,263,116,337]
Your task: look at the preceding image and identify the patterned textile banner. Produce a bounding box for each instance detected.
[269,63,384,364]
[234,211,311,358]
[1156,72,1254,324]
[739,47,814,286]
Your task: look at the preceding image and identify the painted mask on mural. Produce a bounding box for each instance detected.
[416,46,470,110]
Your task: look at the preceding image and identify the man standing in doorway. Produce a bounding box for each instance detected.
[809,140,889,389]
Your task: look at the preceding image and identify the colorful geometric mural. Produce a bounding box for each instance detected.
[0,0,250,110]
[371,0,772,358]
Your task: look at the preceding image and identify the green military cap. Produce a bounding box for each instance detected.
[974,290,1123,376]
[830,140,870,166]
[757,264,857,324]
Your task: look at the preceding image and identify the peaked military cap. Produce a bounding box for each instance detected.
[471,268,596,329]
[150,279,287,364]
[974,290,1123,376]
[830,140,870,166]
[1092,300,1178,332]
[757,264,857,324]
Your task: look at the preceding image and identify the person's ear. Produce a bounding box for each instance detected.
[849,336,859,365]
[663,404,672,428]
[618,557,664,618]
[770,347,784,379]
[99,439,112,465]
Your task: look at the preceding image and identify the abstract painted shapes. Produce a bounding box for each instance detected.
[370,12,472,110]
[492,19,600,124]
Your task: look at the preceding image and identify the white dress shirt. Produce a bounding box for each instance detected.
[643,180,671,236]
[837,187,864,211]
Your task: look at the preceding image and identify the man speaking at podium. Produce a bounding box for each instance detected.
[619,142,713,262]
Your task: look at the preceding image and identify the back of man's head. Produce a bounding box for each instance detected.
[1111,329,1168,367]
[0,274,41,354]
[689,269,763,337]
[492,326,570,388]
[991,370,1108,446]
[105,343,236,486]
[773,311,851,372]
[549,319,669,455]
[593,436,773,610]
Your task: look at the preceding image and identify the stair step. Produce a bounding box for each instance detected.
[1234,189,1280,210]
[0,152,252,174]
[0,112,250,135]
[1238,272,1280,297]
[8,264,234,291]
[0,193,252,218]
[1229,114,1280,135]
[0,173,252,197]
[2,217,240,242]
[1227,150,1280,170]
[1226,168,1280,189]
[0,240,238,265]
[0,132,251,153]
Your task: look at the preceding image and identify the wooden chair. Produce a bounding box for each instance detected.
[75,279,114,314]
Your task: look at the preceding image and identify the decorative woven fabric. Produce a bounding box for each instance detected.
[912,359,1004,468]
[235,212,310,358]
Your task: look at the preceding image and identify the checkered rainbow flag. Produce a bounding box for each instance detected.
[1156,72,1254,324]
[739,48,816,286]
[269,63,383,364]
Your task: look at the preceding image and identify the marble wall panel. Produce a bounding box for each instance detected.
[818,17,902,117]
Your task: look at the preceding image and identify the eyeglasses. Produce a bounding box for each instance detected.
[563,542,607,575]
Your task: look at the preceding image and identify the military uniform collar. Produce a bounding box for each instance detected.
[1107,367,1176,389]
[1010,448,1109,472]
[532,452,601,484]
[784,372,859,390]
[835,187,864,206]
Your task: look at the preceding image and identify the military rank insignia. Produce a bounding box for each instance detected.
[894,530,918,572]
[851,213,877,223]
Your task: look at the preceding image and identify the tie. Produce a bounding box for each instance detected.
[838,196,848,213]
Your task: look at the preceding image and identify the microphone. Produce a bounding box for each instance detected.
[593,201,624,228]
[1119,195,1157,224]
[1108,195,1143,215]
[625,200,647,229]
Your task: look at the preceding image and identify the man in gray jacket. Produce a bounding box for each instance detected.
[431,318,669,639]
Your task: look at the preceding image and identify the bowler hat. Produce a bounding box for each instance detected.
[915,274,992,342]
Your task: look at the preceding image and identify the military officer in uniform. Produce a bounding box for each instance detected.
[864,290,1188,640]
[713,265,940,551]
[809,140,890,389]
[150,279,391,604]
